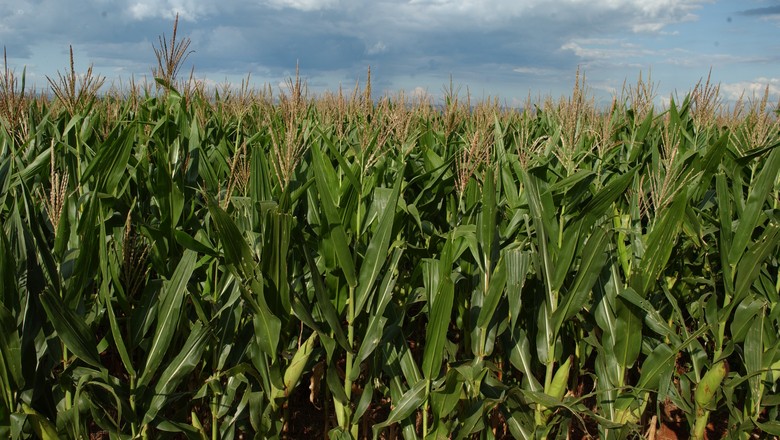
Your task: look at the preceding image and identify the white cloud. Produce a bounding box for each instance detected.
[632,22,665,33]
[664,52,770,68]
[561,39,652,61]
[513,67,558,76]
[368,0,707,32]
[126,0,215,20]
[366,41,387,55]
[720,77,780,102]
[591,81,618,95]
[265,0,341,11]
[411,86,432,101]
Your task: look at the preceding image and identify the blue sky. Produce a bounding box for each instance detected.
[2,0,779,106]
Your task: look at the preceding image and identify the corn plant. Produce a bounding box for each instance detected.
[0,39,779,439]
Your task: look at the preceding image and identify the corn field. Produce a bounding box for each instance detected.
[0,42,779,439]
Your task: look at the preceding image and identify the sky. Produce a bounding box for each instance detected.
[1,0,779,107]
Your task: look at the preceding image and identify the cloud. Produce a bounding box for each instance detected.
[410,86,432,101]
[513,67,559,76]
[738,5,780,17]
[720,77,780,101]
[560,39,654,63]
[632,22,666,33]
[125,0,217,20]
[1,0,776,107]
[264,0,342,12]
[366,41,388,55]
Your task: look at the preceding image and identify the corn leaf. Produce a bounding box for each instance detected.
[39,289,101,369]
[422,274,454,380]
[354,169,403,314]
[143,323,210,425]
[311,142,357,287]
[728,146,780,267]
[372,379,427,433]
[139,249,196,386]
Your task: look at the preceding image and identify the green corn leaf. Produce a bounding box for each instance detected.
[354,168,403,314]
[502,163,521,209]
[0,304,22,394]
[395,338,423,388]
[479,166,496,267]
[716,173,734,294]
[351,248,403,379]
[755,421,780,436]
[101,289,137,378]
[0,228,18,307]
[205,193,255,279]
[422,274,454,380]
[613,295,643,370]
[548,169,595,195]
[353,377,374,422]
[302,246,350,350]
[637,343,675,390]
[535,304,554,365]
[631,194,687,297]
[476,255,508,329]
[456,400,488,440]
[628,108,655,161]
[505,246,530,331]
[350,315,388,383]
[18,144,54,184]
[372,379,427,433]
[81,123,136,194]
[139,249,196,386]
[174,229,218,257]
[328,427,353,440]
[311,142,357,287]
[503,409,533,440]
[21,188,61,296]
[250,146,273,206]
[552,227,610,335]
[261,209,292,315]
[143,323,210,425]
[579,168,636,228]
[513,389,580,419]
[551,223,580,292]
[430,369,462,420]
[21,403,60,440]
[744,312,764,414]
[290,292,325,332]
[734,223,780,304]
[509,329,543,392]
[39,289,101,369]
[728,146,780,267]
[520,167,557,357]
[617,285,676,340]
[250,279,282,358]
[730,297,765,343]
[319,129,360,194]
[97,214,136,378]
[326,363,349,406]
[695,131,728,196]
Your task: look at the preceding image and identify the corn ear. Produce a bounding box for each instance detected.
[540,355,572,423]
[546,355,572,400]
[695,360,728,410]
[693,360,729,440]
[281,333,318,398]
